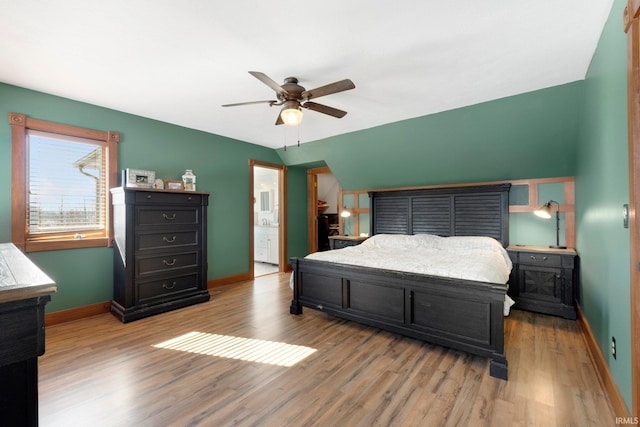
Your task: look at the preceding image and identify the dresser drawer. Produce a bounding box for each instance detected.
[136,207,199,226]
[136,251,199,276]
[135,191,203,205]
[136,272,201,305]
[517,252,562,267]
[136,230,199,252]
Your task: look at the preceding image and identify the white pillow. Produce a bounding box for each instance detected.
[361,233,443,250]
[436,235,503,252]
[412,233,444,249]
[437,235,512,269]
[360,234,420,249]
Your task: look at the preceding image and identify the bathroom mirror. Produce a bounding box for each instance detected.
[259,190,272,212]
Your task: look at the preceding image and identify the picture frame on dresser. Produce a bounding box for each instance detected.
[123,168,156,188]
[165,180,184,190]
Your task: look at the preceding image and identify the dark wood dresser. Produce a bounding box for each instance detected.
[507,245,578,320]
[111,187,210,322]
[0,243,57,426]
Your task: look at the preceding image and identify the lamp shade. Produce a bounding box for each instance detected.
[280,101,303,126]
[534,202,552,219]
[533,200,566,249]
[340,210,351,218]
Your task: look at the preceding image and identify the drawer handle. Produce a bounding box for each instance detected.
[163,258,177,266]
[147,195,152,199]
[163,236,177,243]
[162,213,176,220]
[529,255,548,261]
[187,196,193,201]
[163,281,176,290]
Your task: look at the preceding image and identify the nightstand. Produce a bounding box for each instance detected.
[328,235,368,250]
[507,245,578,320]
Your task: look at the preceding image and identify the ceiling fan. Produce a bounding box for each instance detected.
[222,71,355,126]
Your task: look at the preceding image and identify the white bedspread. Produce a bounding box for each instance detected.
[300,234,515,315]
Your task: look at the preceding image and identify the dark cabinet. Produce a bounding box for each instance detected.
[0,243,56,427]
[507,246,577,320]
[111,188,210,322]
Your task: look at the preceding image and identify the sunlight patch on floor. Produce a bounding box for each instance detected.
[153,331,316,367]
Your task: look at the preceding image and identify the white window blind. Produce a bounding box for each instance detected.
[27,130,106,235]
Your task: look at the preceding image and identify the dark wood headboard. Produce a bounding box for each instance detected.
[369,183,511,247]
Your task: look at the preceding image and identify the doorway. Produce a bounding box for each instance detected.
[307,166,340,253]
[249,160,287,277]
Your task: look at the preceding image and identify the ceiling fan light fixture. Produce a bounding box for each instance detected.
[280,101,303,126]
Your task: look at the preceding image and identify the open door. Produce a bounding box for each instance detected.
[307,166,340,253]
[249,160,287,277]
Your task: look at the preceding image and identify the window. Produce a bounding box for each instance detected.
[10,113,119,252]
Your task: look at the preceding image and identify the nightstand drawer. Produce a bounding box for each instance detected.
[332,239,357,249]
[329,236,368,250]
[517,252,562,267]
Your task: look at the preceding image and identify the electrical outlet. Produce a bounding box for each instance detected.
[612,336,617,359]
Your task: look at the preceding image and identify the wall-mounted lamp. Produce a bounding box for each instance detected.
[280,101,303,126]
[534,200,566,249]
[340,210,352,236]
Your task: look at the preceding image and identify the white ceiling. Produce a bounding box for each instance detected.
[1,1,614,149]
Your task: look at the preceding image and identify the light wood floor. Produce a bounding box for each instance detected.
[39,273,616,426]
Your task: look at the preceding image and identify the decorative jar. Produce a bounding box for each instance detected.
[182,169,196,191]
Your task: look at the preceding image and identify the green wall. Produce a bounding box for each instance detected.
[0,83,283,312]
[285,166,310,258]
[277,82,582,190]
[576,0,632,411]
[278,82,583,248]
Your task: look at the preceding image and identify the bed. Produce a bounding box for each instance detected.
[289,183,512,379]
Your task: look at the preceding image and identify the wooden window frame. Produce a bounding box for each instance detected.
[338,190,369,236]
[338,176,575,247]
[9,113,120,252]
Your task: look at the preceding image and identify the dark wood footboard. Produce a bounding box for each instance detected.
[290,257,508,380]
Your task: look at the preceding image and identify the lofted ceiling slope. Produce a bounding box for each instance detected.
[0,1,614,148]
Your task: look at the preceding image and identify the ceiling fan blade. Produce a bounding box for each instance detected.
[302,79,355,100]
[303,101,347,118]
[249,71,289,96]
[275,113,284,126]
[222,100,276,107]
